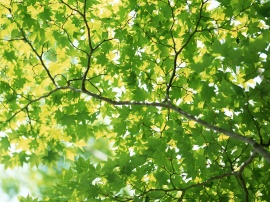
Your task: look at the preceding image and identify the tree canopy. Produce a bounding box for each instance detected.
[0,0,270,201]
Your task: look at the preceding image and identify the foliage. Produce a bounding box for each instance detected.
[0,0,270,201]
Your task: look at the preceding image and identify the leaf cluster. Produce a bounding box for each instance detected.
[0,0,270,201]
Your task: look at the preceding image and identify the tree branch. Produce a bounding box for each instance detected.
[165,0,208,99]
[236,150,257,202]
[16,27,57,86]
[74,87,270,163]
[2,87,69,123]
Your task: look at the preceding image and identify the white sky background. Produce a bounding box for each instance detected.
[0,164,41,202]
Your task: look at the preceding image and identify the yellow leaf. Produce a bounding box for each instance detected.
[194,176,202,183]
[183,93,194,104]
[99,8,112,18]
[198,101,204,108]
[66,149,76,161]
[148,173,156,182]
[75,140,87,148]
[188,120,196,128]
[17,138,31,150]
[175,191,182,198]
[218,134,229,141]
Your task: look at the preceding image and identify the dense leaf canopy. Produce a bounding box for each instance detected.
[0,0,270,201]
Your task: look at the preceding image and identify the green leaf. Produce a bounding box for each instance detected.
[0,137,10,151]
[0,1,269,201]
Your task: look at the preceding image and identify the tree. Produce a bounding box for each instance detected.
[0,0,270,201]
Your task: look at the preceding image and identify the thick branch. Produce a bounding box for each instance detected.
[236,151,257,202]
[237,150,258,174]
[76,87,270,163]
[7,85,269,163]
[168,103,270,163]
